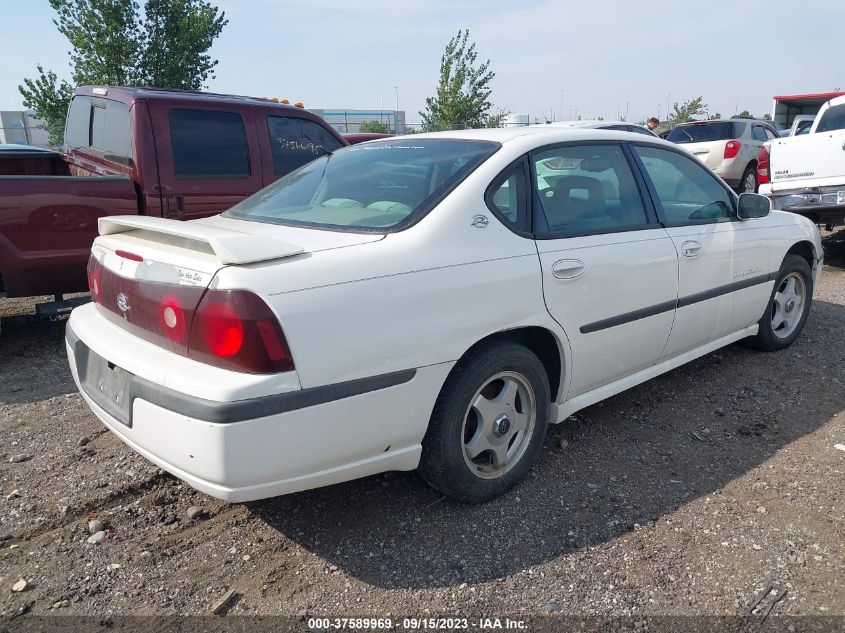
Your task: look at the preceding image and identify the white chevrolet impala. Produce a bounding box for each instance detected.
[66,128,823,503]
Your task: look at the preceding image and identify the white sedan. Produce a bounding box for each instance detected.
[66,128,823,503]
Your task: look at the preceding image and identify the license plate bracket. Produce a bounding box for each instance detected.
[82,349,133,427]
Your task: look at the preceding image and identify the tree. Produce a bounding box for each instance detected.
[358,120,390,134]
[668,97,707,124]
[738,109,752,118]
[19,0,227,145]
[420,29,498,131]
[762,113,772,121]
[708,112,722,120]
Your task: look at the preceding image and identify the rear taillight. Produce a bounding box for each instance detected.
[757,146,770,184]
[87,254,293,373]
[87,256,102,302]
[724,140,741,159]
[188,289,294,373]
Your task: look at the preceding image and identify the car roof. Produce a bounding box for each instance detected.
[74,85,311,114]
[392,126,673,148]
[675,118,771,126]
[539,119,640,129]
[0,143,53,152]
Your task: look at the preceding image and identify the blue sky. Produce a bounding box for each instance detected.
[1,0,843,124]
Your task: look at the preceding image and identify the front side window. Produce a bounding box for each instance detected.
[816,104,845,133]
[224,139,498,232]
[532,144,648,236]
[267,116,344,177]
[170,109,250,178]
[634,145,734,225]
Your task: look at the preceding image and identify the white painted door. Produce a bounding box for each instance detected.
[530,143,679,398]
[632,144,771,359]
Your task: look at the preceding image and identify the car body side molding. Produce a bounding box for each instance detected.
[579,272,776,334]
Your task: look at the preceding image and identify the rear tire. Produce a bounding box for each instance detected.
[738,164,758,194]
[418,341,550,503]
[746,254,812,351]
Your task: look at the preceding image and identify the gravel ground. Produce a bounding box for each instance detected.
[0,233,843,627]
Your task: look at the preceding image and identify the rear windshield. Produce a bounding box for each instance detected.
[816,104,845,133]
[666,122,740,144]
[224,139,499,232]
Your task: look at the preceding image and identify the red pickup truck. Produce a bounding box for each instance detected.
[0,86,347,310]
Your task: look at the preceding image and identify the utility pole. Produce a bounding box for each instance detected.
[394,86,399,133]
[560,89,564,122]
[626,102,630,122]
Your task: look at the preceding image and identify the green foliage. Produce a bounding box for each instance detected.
[485,108,510,128]
[762,113,772,120]
[19,0,227,145]
[668,97,707,124]
[19,65,73,145]
[738,110,752,118]
[358,120,390,134]
[708,112,722,120]
[420,29,498,131]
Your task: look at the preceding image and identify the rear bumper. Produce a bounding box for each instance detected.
[65,314,451,502]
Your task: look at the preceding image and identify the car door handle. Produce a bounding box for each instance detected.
[552,259,586,279]
[681,240,703,258]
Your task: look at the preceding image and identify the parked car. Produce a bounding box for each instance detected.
[665,119,780,193]
[534,121,656,188]
[343,132,393,144]
[0,86,346,311]
[779,115,815,137]
[759,95,845,228]
[542,119,657,136]
[67,127,822,504]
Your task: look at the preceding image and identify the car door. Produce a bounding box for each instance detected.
[531,143,679,398]
[631,144,771,359]
[149,103,264,220]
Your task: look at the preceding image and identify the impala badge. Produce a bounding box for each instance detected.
[470,214,489,229]
[116,292,130,314]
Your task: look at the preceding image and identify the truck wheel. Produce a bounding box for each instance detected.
[746,255,812,351]
[739,165,758,193]
[419,341,550,503]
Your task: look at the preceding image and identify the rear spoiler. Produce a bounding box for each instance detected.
[98,216,304,265]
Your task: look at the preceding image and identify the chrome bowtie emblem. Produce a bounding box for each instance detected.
[470,214,489,228]
[116,292,130,314]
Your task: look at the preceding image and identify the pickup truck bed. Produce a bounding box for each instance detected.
[0,175,137,296]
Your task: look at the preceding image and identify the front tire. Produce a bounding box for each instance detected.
[419,341,550,503]
[747,254,813,351]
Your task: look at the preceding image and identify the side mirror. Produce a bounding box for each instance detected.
[737,193,771,219]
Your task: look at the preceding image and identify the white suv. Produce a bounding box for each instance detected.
[666,119,780,193]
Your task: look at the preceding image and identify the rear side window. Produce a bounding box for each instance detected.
[169,109,250,178]
[816,104,845,133]
[752,126,768,142]
[666,122,739,143]
[487,161,529,232]
[634,145,734,225]
[64,96,133,166]
[531,144,648,237]
[64,95,92,149]
[266,116,343,177]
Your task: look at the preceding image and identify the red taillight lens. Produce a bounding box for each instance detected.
[724,140,741,159]
[188,289,294,373]
[87,255,102,301]
[757,146,770,184]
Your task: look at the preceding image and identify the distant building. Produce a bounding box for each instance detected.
[0,110,51,147]
[311,109,405,134]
